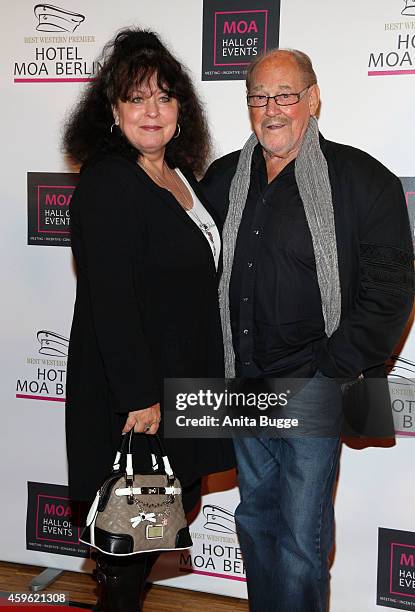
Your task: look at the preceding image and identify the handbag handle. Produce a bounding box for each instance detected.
[112,430,175,487]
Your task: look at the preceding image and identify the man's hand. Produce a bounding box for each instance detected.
[122,403,161,434]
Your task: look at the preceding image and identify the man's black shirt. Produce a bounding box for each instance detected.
[229,144,325,377]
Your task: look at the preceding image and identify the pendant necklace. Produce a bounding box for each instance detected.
[139,158,217,257]
[168,167,217,258]
[138,158,167,187]
[186,207,217,258]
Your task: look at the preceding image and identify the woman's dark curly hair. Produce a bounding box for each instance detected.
[63,28,211,175]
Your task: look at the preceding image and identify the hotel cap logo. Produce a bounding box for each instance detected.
[402,0,415,15]
[34,3,85,33]
[203,504,236,534]
[37,330,69,357]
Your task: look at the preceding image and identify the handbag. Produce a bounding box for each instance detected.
[80,430,192,556]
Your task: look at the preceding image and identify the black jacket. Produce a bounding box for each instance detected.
[66,153,234,503]
[202,134,414,436]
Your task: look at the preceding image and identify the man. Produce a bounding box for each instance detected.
[202,50,413,611]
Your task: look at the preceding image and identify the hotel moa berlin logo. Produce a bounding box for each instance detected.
[13,4,100,83]
[179,502,245,579]
[202,0,280,81]
[15,330,68,403]
[367,1,415,76]
[377,528,415,610]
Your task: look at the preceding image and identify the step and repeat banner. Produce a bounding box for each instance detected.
[1,1,415,610]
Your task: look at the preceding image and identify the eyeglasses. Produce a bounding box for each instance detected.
[247,85,311,108]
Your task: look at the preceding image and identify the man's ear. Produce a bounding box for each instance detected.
[308,84,320,116]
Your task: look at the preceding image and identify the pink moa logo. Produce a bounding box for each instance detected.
[223,20,259,34]
[45,193,71,206]
[44,503,72,517]
[214,9,268,68]
[35,494,80,544]
[400,552,415,567]
[37,184,73,235]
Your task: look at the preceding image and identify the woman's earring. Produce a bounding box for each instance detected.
[110,116,119,134]
[173,124,181,139]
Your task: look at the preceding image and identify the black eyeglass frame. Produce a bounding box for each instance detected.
[246,85,312,108]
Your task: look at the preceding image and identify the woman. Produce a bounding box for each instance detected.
[63,28,234,612]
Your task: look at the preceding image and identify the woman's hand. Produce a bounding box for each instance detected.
[122,403,161,434]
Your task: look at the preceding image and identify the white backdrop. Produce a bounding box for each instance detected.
[1,1,415,610]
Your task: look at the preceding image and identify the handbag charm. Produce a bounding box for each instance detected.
[80,431,193,556]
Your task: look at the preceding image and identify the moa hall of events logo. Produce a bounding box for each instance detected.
[179,503,246,580]
[27,172,78,246]
[26,482,89,558]
[202,0,280,81]
[13,3,100,83]
[16,330,68,403]
[377,528,415,610]
[367,0,415,76]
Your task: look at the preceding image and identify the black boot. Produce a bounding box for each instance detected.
[92,552,159,612]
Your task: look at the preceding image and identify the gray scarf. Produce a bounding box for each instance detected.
[219,116,341,377]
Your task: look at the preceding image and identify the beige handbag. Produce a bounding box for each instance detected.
[80,431,192,556]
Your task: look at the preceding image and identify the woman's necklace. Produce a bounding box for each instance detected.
[166,165,193,210]
[168,169,217,257]
[187,206,217,258]
[139,159,217,256]
[138,158,167,187]
[139,159,191,209]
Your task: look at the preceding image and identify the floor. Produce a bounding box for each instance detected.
[0,560,249,611]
